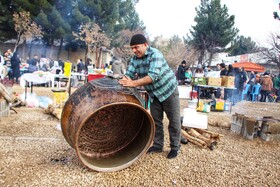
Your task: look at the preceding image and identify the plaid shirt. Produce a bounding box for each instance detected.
[125,46,177,102]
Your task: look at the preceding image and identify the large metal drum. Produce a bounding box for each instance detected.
[61,77,155,172]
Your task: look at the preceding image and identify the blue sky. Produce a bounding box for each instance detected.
[135,0,280,44]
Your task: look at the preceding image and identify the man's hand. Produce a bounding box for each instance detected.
[119,75,152,87]
[119,75,135,87]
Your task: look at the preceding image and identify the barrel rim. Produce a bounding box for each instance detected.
[75,101,155,172]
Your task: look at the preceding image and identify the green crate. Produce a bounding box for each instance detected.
[191,77,206,85]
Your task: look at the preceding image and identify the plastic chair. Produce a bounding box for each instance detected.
[250,84,262,101]
[241,84,250,101]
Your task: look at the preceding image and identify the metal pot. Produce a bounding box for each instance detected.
[61,77,155,172]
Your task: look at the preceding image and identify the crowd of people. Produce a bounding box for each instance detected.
[0,48,127,84]
[0,49,70,83]
[176,61,280,103]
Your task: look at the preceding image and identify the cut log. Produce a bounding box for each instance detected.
[181,129,207,148]
[194,128,224,141]
[188,128,217,150]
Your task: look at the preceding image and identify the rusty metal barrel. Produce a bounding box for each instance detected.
[61,77,155,172]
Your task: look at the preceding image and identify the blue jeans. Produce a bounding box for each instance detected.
[150,87,181,151]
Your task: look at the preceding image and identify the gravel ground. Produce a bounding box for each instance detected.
[0,85,279,187]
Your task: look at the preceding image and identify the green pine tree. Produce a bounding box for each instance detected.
[187,0,239,65]
[227,35,258,56]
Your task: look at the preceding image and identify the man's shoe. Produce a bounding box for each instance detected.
[147,146,163,153]
[181,137,188,144]
[167,150,178,159]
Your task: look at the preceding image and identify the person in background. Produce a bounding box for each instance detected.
[85,58,92,74]
[185,67,192,84]
[119,34,183,159]
[177,60,186,85]
[234,67,246,103]
[203,65,208,76]
[4,50,13,79]
[248,71,256,84]
[219,62,227,76]
[51,61,62,74]
[207,65,212,72]
[76,59,84,73]
[112,58,125,76]
[48,59,54,69]
[0,51,7,79]
[216,63,221,71]
[58,59,64,73]
[27,55,39,73]
[255,73,261,84]
[224,64,235,101]
[76,59,85,81]
[226,64,235,77]
[194,64,204,77]
[241,67,248,84]
[275,74,280,101]
[247,71,256,101]
[215,63,227,99]
[273,73,280,90]
[10,51,21,83]
[204,65,212,77]
[39,56,49,72]
[260,72,273,102]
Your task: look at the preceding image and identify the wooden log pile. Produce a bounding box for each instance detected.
[181,128,224,150]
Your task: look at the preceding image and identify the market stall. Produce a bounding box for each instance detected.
[191,76,236,113]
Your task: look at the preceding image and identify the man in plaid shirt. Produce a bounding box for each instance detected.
[119,34,184,159]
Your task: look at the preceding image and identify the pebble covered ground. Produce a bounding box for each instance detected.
[0,85,279,186]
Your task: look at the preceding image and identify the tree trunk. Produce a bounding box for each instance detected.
[198,49,205,64]
[208,51,214,66]
[98,48,103,68]
[95,47,99,68]
[14,33,22,52]
[85,46,89,66]
[21,40,27,59]
[28,40,34,59]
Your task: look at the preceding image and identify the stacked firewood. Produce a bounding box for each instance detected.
[181,128,224,150]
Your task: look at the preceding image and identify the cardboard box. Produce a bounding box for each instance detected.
[207,77,221,86]
[221,76,235,88]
